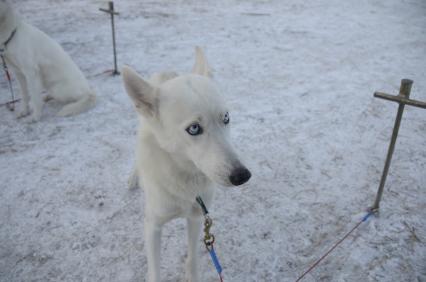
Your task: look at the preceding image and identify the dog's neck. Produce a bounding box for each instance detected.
[138,125,212,198]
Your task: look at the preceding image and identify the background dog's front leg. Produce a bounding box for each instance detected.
[14,72,30,118]
[144,217,162,282]
[186,217,202,282]
[25,73,43,122]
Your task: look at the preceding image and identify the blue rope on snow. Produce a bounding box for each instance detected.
[362,211,373,222]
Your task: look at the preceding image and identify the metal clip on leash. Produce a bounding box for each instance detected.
[196,196,224,282]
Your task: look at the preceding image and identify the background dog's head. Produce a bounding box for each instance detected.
[0,1,18,42]
[122,47,251,187]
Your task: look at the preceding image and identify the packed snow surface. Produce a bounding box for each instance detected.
[1,0,425,281]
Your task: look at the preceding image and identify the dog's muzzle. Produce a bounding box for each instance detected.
[229,166,251,186]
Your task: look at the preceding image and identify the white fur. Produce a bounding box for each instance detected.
[122,47,251,282]
[0,2,95,122]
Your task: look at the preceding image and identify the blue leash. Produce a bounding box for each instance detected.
[207,244,223,281]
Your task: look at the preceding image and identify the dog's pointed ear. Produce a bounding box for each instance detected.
[192,47,212,78]
[122,66,158,117]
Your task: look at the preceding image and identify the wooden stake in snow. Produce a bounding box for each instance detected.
[371,79,426,211]
[99,1,120,75]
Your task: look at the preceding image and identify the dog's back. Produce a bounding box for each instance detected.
[1,1,96,120]
[20,21,94,102]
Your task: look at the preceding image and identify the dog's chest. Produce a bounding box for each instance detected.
[142,156,212,199]
[141,169,214,219]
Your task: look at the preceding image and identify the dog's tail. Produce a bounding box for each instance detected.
[57,91,96,117]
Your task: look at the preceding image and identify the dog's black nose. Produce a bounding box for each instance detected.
[229,167,251,186]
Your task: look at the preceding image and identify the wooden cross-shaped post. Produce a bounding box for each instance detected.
[100,1,120,75]
[371,79,426,211]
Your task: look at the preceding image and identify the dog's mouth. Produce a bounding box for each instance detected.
[188,145,251,187]
[210,165,251,187]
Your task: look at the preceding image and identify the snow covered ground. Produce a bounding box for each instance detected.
[1,0,425,281]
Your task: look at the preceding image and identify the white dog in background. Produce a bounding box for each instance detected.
[122,47,251,282]
[0,1,96,122]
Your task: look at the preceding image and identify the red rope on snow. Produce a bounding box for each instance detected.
[1,53,18,111]
[295,211,374,282]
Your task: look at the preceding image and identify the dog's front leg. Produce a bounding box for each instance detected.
[185,217,202,282]
[144,216,162,282]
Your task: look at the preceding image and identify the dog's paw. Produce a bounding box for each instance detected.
[25,113,41,123]
[128,173,139,190]
[185,258,201,282]
[185,272,201,282]
[43,95,53,102]
[16,107,30,119]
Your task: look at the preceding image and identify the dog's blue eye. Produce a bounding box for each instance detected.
[223,112,230,125]
[186,123,203,136]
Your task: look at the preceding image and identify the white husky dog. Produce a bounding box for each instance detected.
[0,1,95,121]
[122,47,251,282]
